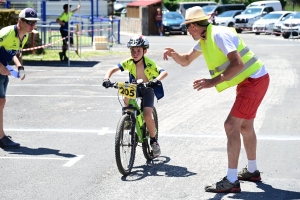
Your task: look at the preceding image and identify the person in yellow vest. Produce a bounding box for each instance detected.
[56,4,81,61]
[102,35,168,157]
[163,6,269,193]
[0,8,40,148]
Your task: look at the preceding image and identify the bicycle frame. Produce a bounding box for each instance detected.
[125,98,149,143]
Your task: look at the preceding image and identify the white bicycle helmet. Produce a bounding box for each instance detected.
[127,35,149,49]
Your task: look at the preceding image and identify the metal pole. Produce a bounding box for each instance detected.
[68,0,70,66]
[79,0,82,58]
[91,0,94,43]
[42,1,46,45]
[96,0,99,17]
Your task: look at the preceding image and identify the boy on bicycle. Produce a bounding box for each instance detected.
[102,35,168,157]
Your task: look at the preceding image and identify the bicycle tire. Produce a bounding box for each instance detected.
[142,107,158,160]
[115,114,136,176]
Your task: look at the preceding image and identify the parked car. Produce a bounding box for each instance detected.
[162,11,187,35]
[234,6,277,33]
[247,0,282,11]
[273,12,296,36]
[252,11,294,35]
[215,10,243,27]
[202,4,246,16]
[178,1,217,17]
[281,12,300,39]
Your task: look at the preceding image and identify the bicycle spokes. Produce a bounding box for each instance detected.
[115,115,136,176]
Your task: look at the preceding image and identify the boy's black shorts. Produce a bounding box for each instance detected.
[137,87,154,108]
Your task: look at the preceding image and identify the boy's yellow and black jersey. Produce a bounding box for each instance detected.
[0,25,28,65]
[118,56,165,100]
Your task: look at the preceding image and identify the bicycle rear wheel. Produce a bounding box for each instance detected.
[115,114,136,176]
[142,107,158,160]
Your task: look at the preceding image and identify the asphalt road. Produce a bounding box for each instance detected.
[1,32,300,200]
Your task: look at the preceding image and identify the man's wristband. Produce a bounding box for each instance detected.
[18,66,24,71]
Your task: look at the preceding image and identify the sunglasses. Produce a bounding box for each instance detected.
[186,23,192,29]
[22,19,37,26]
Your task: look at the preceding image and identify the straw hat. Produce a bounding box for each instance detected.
[181,6,209,25]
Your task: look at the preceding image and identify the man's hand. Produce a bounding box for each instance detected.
[163,47,176,60]
[0,65,11,76]
[18,66,25,80]
[18,70,25,80]
[102,79,111,88]
[193,78,214,91]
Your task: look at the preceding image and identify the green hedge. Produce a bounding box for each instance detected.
[0,9,20,29]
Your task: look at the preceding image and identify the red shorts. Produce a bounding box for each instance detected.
[230,73,270,120]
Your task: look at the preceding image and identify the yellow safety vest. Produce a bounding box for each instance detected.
[200,24,263,92]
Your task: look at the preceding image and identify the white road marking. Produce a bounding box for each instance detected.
[10,84,104,87]
[6,95,117,97]
[63,155,84,167]
[159,133,300,141]
[5,128,300,140]
[5,128,101,133]
[0,155,84,167]
[98,127,110,135]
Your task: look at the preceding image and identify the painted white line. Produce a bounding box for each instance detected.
[5,128,101,133]
[159,133,300,141]
[98,127,110,135]
[10,84,103,87]
[5,128,300,141]
[5,128,116,135]
[0,155,84,167]
[63,155,84,167]
[0,156,69,160]
[6,95,117,97]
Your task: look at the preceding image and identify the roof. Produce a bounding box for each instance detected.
[267,11,295,14]
[127,0,161,7]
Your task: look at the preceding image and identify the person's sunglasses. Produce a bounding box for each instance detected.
[186,23,192,29]
[22,19,37,26]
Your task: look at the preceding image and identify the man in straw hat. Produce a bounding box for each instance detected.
[163,6,269,193]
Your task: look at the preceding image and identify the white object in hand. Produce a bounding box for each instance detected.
[6,65,19,78]
[19,70,25,79]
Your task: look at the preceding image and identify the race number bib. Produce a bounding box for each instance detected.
[118,82,136,99]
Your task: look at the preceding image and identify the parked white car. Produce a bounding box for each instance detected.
[252,11,294,35]
[281,12,300,39]
[273,12,296,36]
[215,10,243,27]
[234,6,278,33]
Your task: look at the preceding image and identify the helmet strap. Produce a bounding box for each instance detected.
[133,56,143,64]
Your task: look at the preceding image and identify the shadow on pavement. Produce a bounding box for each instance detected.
[3,146,76,158]
[23,60,100,67]
[208,181,300,200]
[121,156,197,181]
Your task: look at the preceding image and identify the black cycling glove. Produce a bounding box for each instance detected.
[148,79,161,88]
[102,79,111,88]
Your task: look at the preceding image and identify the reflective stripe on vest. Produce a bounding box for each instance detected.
[209,46,256,76]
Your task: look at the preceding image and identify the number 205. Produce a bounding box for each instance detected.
[120,88,135,97]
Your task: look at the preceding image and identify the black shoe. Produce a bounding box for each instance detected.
[64,56,68,61]
[59,52,64,61]
[0,135,20,149]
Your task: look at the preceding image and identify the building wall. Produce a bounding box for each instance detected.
[120,17,142,35]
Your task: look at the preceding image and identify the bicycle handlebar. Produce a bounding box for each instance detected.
[107,81,161,89]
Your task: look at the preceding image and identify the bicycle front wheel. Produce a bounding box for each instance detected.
[115,114,136,176]
[142,107,158,160]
